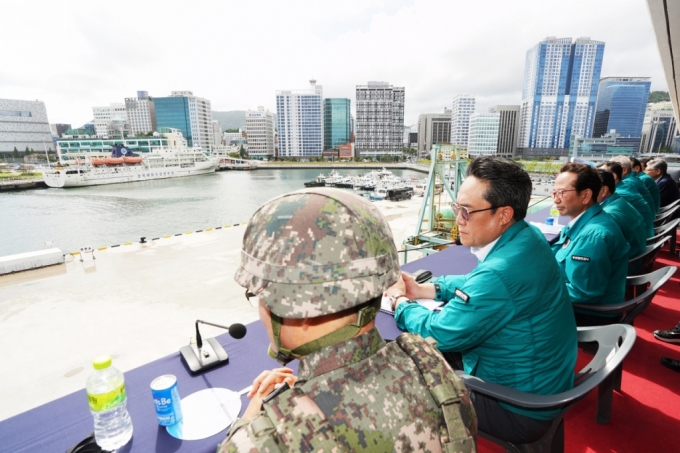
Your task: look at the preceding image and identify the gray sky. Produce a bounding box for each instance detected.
[0,0,667,127]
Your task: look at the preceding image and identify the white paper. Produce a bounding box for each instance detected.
[381,295,444,314]
[166,387,242,441]
[529,221,562,235]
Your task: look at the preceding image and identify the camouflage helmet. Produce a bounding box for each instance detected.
[235,187,400,319]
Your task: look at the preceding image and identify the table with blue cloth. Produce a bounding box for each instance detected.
[0,208,566,453]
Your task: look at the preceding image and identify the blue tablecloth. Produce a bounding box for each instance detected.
[0,207,565,453]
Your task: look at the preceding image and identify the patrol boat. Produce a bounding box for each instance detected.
[43,145,218,188]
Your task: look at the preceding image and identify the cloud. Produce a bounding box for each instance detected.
[0,0,667,127]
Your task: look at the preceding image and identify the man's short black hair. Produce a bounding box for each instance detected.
[597,168,616,194]
[466,156,531,221]
[630,157,641,171]
[559,163,601,199]
[601,161,623,181]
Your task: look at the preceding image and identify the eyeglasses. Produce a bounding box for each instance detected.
[551,189,578,199]
[245,290,259,308]
[451,203,496,222]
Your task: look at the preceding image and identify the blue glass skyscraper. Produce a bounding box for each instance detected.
[154,97,192,146]
[323,98,350,150]
[519,37,605,149]
[592,77,651,138]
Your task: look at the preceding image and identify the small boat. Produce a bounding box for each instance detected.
[91,158,105,166]
[123,156,142,164]
[105,157,124,165]
[304,173,327,187]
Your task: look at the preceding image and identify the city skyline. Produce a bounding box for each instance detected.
[0,0,668,128]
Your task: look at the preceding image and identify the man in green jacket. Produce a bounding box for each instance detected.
[596,168,646,259]
[610,155,655,212]
[551,163,630,326]
[385,157,577,445]
[601,161,654,237]
[633,157,661,213]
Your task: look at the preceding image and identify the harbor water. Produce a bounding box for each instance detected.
[0,168,424,257]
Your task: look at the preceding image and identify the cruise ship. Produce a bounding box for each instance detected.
[43,130,219,187]
[43,145,218,188]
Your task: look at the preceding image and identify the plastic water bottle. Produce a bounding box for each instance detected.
[86,356,133,450]
[550,204,560,226]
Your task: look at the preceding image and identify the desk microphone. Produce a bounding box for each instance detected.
[180,320,247,374]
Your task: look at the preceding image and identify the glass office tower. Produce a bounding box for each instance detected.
[518,37,605,149]
[154,97,192,146]
[592,77,651,138]
[323,98,351,150]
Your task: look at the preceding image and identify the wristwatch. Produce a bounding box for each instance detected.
[388,294,409,311]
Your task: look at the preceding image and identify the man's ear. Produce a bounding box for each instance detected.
[500,206,515,225]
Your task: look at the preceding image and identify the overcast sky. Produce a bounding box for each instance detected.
[0,0,668,127]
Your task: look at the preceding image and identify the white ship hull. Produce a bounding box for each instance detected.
[43,155,218,188]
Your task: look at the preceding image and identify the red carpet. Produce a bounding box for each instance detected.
[479,232,680,453]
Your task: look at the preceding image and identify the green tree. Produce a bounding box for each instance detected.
[648,91,671,103]
[228,152,240,158]
[239,145,249,159]
[658,145,675,154]
[13,148,19,159]
[226,128,240,133]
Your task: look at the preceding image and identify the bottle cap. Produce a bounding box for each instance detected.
[93,356,112,370]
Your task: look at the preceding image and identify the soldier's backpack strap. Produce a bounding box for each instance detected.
[250,385,351,453]
[396,333,477,453]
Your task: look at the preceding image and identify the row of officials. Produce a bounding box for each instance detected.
[215,156,679,452]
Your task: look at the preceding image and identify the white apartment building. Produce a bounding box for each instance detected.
[450,95,475,147]
[639,103,678,153]
[489,105,521,157]
[174,92,214,151]
[92,103,127,137]
[276,80,324,157]
[355,81,405,157]
[468,113,500,156]
[0,98,53,152]
[125,92,156,135]
[245,107,275,159]
[223,130,245,144]
[212,121,223,147]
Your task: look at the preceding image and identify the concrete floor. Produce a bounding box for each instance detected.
[0,196,426,421]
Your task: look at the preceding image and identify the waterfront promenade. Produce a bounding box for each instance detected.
[0,196,424,421]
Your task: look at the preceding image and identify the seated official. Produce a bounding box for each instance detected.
[632,157,661,213]
[610,155,655,213]
[221,188,476,453]
[645,158,680,208]
[597,169,646,259]
[551,163,629,326]
[386,157,577,445]
[601,161,654,237]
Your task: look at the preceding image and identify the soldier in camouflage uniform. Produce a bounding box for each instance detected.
[218,188,476,453]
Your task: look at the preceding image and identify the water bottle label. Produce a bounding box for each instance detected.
[87,383,126,412]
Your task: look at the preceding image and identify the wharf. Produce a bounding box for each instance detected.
[0,178,46,191]
[0,196,425,421]
[258,163,429,173]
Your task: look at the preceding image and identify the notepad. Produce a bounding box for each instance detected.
[380,295,445,314]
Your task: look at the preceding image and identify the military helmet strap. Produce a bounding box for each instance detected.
[267,300,380,365]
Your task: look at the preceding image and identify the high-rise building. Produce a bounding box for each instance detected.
[323,98,351,150]
[450,95,475,147]
[125,91,156,135]
[245,107,275,159]
[212,120,223,147]
[639,103,677,153]
[92,103,127,137]
[276,80,323,157]
[592,77,651,138]
[468,113,500,156]
[518,37,605,149]
[0,99,53,153]
[417,109,451,157]
[489,105,521,158]
[355,81,405,157]
[154,91,213,150]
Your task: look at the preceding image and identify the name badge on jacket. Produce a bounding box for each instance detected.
[572,255,590,262]
[454,288,470,303]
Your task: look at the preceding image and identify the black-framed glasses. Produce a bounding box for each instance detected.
[451,203,496,222]
[551,189,578,199]
[245,290,259,308]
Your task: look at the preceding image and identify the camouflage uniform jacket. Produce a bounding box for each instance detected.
[219,327,476,453]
